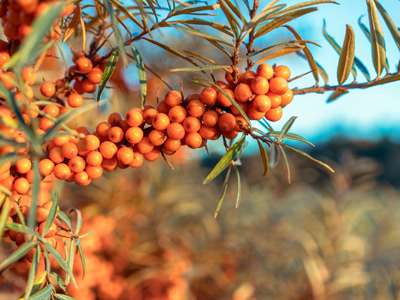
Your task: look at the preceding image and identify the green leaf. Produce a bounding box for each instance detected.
[297,52,329,84]
[4,3,64,70]
[69,208,82,234]
[0,198,10,238]
[28,160,40,229]
[366,0,386,77]
[270,0,338,17]
[268,131,314,147]
[253,45,304,65]
[278,145,291,183]
[28,283,53,300]
[173,26,234,46]
[171,4,220,16]
[18,271,47,300]
[108,0,144,29]
[337,25,355,85]
[225,0,245,23]
[170,65,230,72]
[278,116,297,142]
[13,198,26,226]
[327,89,349,102]
[214,165,231,218]
[133,0,151,38]
[41,191,59,237]
[217,0,239,39]
[209,82,251,128]
[240,42,306,62]
[233,165,242,208]
[103,0,128,66]
[0,241,38,270]
[269,144,280,168]
[50,273,67,293]
[204,135,246,184]
[168,19,233,37]
[24,246,40,300]
[77,245,86,279]
[242,5,286,33]
[130,44,147,108]
[282,144,334,173]
[367,74,400,87]
[64,239,75,286]
[97,47,120,102]
[54,294,76,300]
[63,4,81,43]
[56,210,72,230]
[256,139,268,176]
[374,0,400,51]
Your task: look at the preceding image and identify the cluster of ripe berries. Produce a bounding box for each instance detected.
[0,0,74,41]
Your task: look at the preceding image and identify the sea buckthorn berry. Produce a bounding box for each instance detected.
[125,127,143,144]
[183,116,201,133]
[54,163,72,180]
[280,89,293,106]
[74,171,91,186]
[3,23,19,40]
[99,141,118,159]
[187,93,200,101]
[274,65,291,80]
[0,40,7,52]
[38,159,54,176]
[101,157,118,172]
[126,108,144,127]
[234,116,250,132]
[163,138,181,152]
[77,126,91,136]
[108,126,124,144]
[88,67,103,84]
[53,134,70,147]
[266,91,282,109]
[152,113,170,131]
[129,152,144,168]
[225,68,243,84]
[1,72,17,89]
[0,162,11,175]
[96,122,112,137]
[200,87,217,106]
[117,147,134,165]
[86,151,103,166]
[49,147,64,164]
[68,156,86,173]
[75,57,93,74]
[265,106,283,122]
[239,70,257,84]
[15,158,32,174]
[67,93,83,108]
[256,63,273,80]
[0,52,10,68]
[119,120,132,133]
[212,81,230,92]
[85,165,103,180]
[185,132,203,149]
[36,206,49,223]
[83,135,100,151]
[1,175,15,191]
[0,170,10,181]
[230,102,248,116]
[43,105,60,118]
[157,100,171,115]
[251,76,269,95]
[81,79,96,93]
[199,124,217,140]
[143,148,160,162]
[40,82,56,97]
[143,104,156,111]
[21,67,36,85]
[166,123,185,140]
[234,83,253,102]
[144,108,158,125]
[148,129,166,146]
[269,77,288,95]
[38,221,60,238]
[187,100,206,117]
[168,106,187,123]
[222,130,238,140]
[69,130,80,144]
[165,90,182,107]
[202,110,219,127]
[26,169,42,183]
[253,95,271,113]
[247,103,265,120]
[62,142,78,159]
[63,3,75,16]
[13,177,30,194]
[108,112,124,125]
[136,137,154,154]
[218,113,236,132]
[217,88,235,107]
[73,79,85,94]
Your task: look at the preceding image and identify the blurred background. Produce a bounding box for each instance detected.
[1,0,400,299]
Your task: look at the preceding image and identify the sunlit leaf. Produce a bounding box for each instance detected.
[243,5,286,33]
[253,45,304,65]
[50,273,67,293]
[278,116,297,142]
[204,135,246,184]
[56,210,72,230]
[269,0,338,17]
[214,165,231,218]
[77,244,86,279]
[18,271,47,300]
[170,65,230,72]
[130,44,147,108]
[168,19,233,37]
[23,246,40,300]
[54,294,76,300]
[65,239,75,286]
[79,15,86,51]
[108,0,144,29]
[28,283,53,300]
[28,160,40,229]
[0,199,10,239]
[337,25,355,85]
[133,0,151,38]
[269,143,280,168]
[41,191,59,237]
[374,0,400,51]
[63,4,81,43]
[278,145,291,183]
[268,130,314,146]
[173,26,234,46]
[233,165,242,208]
[69,208,82,234]
[327,89,349,102]
[367,74,400,87]
[218,0,239,39]
[256,139,269,176]
[172,4,220,16]
[0,241,38,270]
[225,0,245,23]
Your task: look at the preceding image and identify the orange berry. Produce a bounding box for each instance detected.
[125,127,143,144]
[148,129,166,146]
[68,156,86,173]
[35,206,49,223]
[76,126,91,136]
[38,117,54,131]
[81,79,96,93]
[280,89,293,106]
[200,87,217,106]
[247,103,265,120]
[54,163,72,180]
[117,147,134,165]
[166,123,185,140]
[265,106,283,122]
[99,141,118,159]
[230,102,248,116]
[129,152,144,168]
[222,130,238,140]
[88,67,103,84]
[274,65,291,80]
[256,63,273,80]
[269,77,288,95]
[199,124,217,140]
[225,68,243,84]
[0,170,10,181]
[136,137,154,154]
[38,221,60,238]
[69,130,80,144]
[74,171,91,186]
[40,82,55,97]
[218,113,236,132]
[185,132,203,149]
[1,72,17,90]
[234,83,253,102]
[186,93,200,101]
[163,138,181,152]
[183,116,201,133]
[187,100,206,117]
[234,116,250,132]
[26,169,42,183]
[38,159,54,176]
[239,70,257,84]
[96,122,112,137]
[165,90,182,107]
[1,175,15,191]
[0,52,10,68]
[152,113,170,130]
[107,126,124,143]
[62,142,78,159]
[15,158,32,174]
[217,89,235,107]
[13,177,30,194]
[62,3,75,16]
[85,165,103,180]
[83,135,100,151]
[251,76,269,95]
[144,108,158,125]
[168,105,187,123]
[21,67,36,85]
[43,105,59,118]
[67,93,83,108]
[0,161,11,175]
[108,112,124,125]
[75,57,93,74]
[86,151,103,166]
[212,81,230,92]
[143,148,160,162]
[202,110,219,127]
[101,157,118,172]
[156,100,171,115]
[73,79,85,94]
[253,95,271,113]
[125,108,143,127]
[266,91,282,109]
